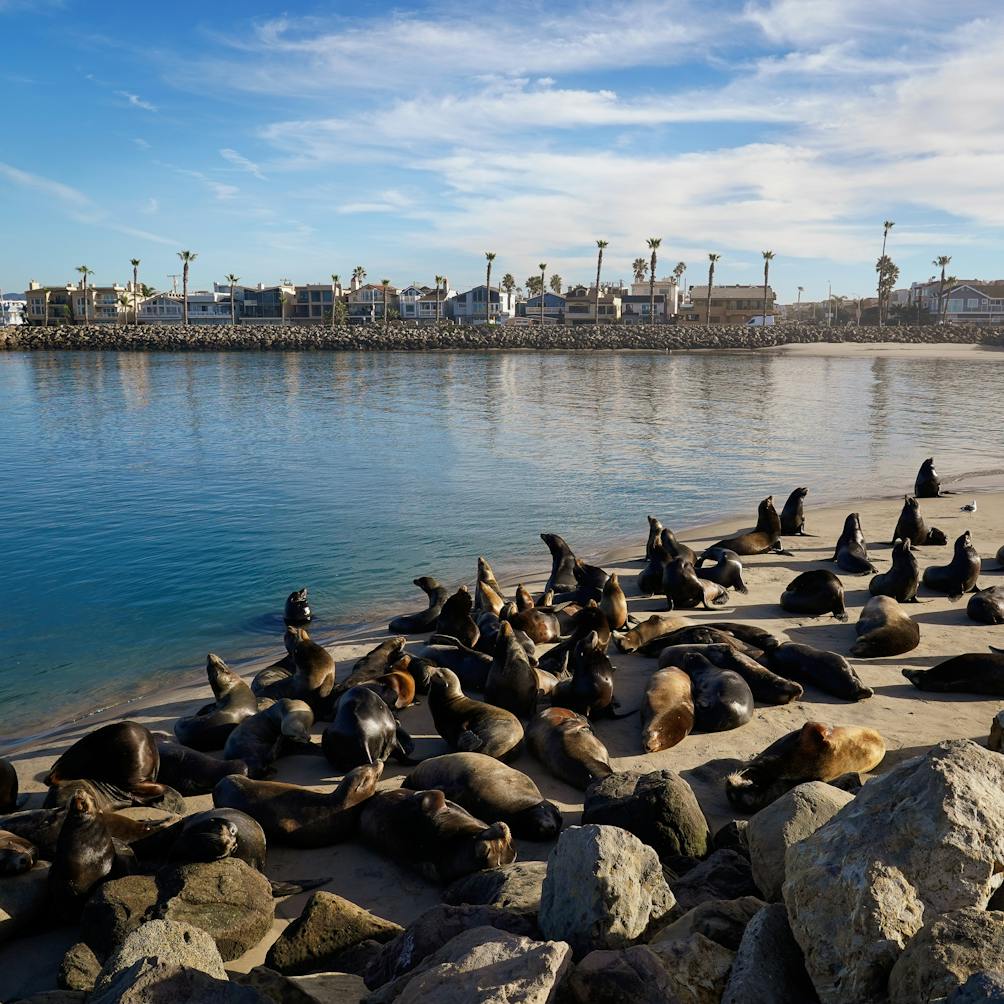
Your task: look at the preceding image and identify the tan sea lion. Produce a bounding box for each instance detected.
[0,829,37,876]
[177,654,258,751]
[360,667,417,709]
[256,626,336,711]
[428,668,524,760]
[641,667,694,753]
[705,496,787,557]
[478,556,504,596]
[503,601,560,644]
[851,596,920,657]
[333,636,407,697]
[525,707,612,790]
[223,698,314,777]
[599,573,628,630]
[515,583,535,611]
[613,613,692,654]
[475,578,505,616]
[389,576,448,634]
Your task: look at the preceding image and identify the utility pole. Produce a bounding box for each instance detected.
[168,274,180,294]
[827,281,832,327]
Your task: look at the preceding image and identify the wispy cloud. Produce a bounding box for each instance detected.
[115,90,157,112]
[141,197,159,215]
[220,148,266,180]
[133,137,151,150]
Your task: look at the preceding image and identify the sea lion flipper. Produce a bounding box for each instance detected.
[456,730,484,752]
[270,877,330,897]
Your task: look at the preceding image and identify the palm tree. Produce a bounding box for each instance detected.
[933,255,952,323]
[501,273,516,316]
[942,275,957,323]
[177,250,197,325]
[352,265,367,291]
[330,274,340,329]
[594,240,608,328]
[632,258,647,284]
[549,274,563,295]
[117,292,130,325]
[130,258,141,324]
[646,238,661,324]
[75,265,93,324]
[705,253,720,323]
[43,289,50,327]
[796,285,804,320]
[477,254,493,325]
[761,250,775,326]
[381,279,390,332]
[538,263,547,327]
[877,221,894,326]
[434,275,445,323]
[224,273,240,326]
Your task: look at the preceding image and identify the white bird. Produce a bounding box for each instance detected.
[961,500,977,512]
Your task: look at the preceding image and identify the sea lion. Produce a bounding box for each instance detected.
[645,516,664,560]
[46,721,166,800]
[175,654,258,751]
[663,557,729,610]
[922,530,981,599]
[661,528,698,565]
[333,636,407,697]
[599,573,629,630]
[44,776,184,815]
[223,699,314,778]
[869,537,921,603]
[705,496,787,557]
[637,540,669,596]
[644,625,757,658]
[402,752,561,841]
[903,651,1004,694]
[761,642,872,701]
[641,667,694,753]
[780,569,847,621]
[550,631,616,718]
[998,543,1004,568]
[47,791,116,917]
[892,496,947,547]
[553,558,609,605]
[132,806,266,871]
[696,548,749,594]
[419,636,492,690]
[613,613,692,654]
[659,643,802,705]
[525,707,613,790]
[475,578,505,616]
[389,576,448,634]
[831,513,877,575]
[484,621,539,718]
[780,487,809,535]
[538,603,612,674]
[154,734,248,795]
[515,584,535,611]
[541,533,578,593]
[968,586,1004,625]
[851,596,920,657]
[322,686,414,768]
[435,587,480,648]
[428,668,524,760]
[915,457,944,498]
[477,556,504,597]
[0,830,37,876]
[213,762,382,848]
[0,758,19,812]
[405,656,437,695]
[359,788,516,883]
[680,653,754,732]
[725,722,886,813]
[259,626,336,710]
[284,587,312,626]
[359,668,417,710]
[0,806,158,859]
[503,602,560,645]
[711,622,781,653]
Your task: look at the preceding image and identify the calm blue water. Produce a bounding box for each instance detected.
[2,349,1003,744]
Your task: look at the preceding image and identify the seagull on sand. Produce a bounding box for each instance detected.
[961,500,977,512]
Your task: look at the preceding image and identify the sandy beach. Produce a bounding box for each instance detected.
[2,466,1003,998]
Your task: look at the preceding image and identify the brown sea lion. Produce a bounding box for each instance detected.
[47,790,116,917]
[638,539,669,595]
[538,603,612,674]
[176,654,258,751]
[428,668,524,760]
[132,806,267,872]
[321,686,414,768]
[503,601,560,645]
[599,573,629,630]
[696,548,749,594]
[0,758,19,813]
[552,558,608,605]
[661,528,698,565]
[154,734,249,796]
[360,667,417,710]
[541,533,578,593]
[550,631,616,718]
[641,667,694,753]
[914,457,944,498]
[478,556,504,597]
[435,586,480,648]
[515,584,535,611]
[0,829,37,876]
[680,653,754,732]
[402,752,561,841]
[851,596,920,657]
[213,762,382,848]
[891,496,947,547]
[831,513,877,575]
[3,802,165,859]
[645,516,664,560]
[968,586,1004,625]
[525,707,613,790]
[358,788,516,883]
[389,576,449,634]
[484,621,539,718]
[780,569,847,621]
[666,644,802,705]
[663,557,729,610]
[222,698,314,778]
[613,613,692,654]
[284,587,312,626]
[869,537,921,603]
[258,626,336,710]
[705,496,787,557]
[922,530,981,599]
[644,625,760,659]
[43,776,183,815]
[334,636,407,697]
[726,722,886,812]
[419,636,493,690]
[475,578,505,616]
[780,487,809,535]
[903,651,1004,694]
[761,643,872,701]
[998,543,1004,568]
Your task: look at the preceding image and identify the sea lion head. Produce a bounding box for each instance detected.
[207,653,239,693]
[429,667,463,699]
[414,575,439,592]
[340,761,383,806]
[928,528,948,546]
[283,625,309,655]
[284,588,312,626]
[68,790,96,817]
[279,702,314,743]
[473,821,516,870]
[513,801,562,841]
[180,817,239,862]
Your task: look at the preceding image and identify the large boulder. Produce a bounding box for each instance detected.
[947,971,1004,1002]
[90,961,270,1004]
[290,973,369,1003]
[888,908,1004,1004]
[58,942,102,992]
[669,849,758,915]
[721,903,818,1004]
[265,892,402,976]
[647,931,736,1004]
[538,824,675,957]
[989,711,1004,753]
[747,782,853,901]
[652,896,765,951]
[565,946,681,1004]
[784,740,1004,1004]
[443,861,546,914]
[582,770,710,866]
[0,863,49,945]
[82,873,158,955]
[230,966,319,1003]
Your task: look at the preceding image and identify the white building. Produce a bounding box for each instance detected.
[630,276,679,315]
[1,293,25,326]
[139,290,236,324]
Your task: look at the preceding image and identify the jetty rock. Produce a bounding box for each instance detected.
[783,739,1004,1004]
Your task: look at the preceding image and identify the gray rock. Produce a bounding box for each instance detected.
[565,945,682,1003]
[711,820,749,858]
[669,849,758,915]
[231,966,318,1003]
[538,824,675,957]
[989,711,1004,753]
[888,908,1004,1004]
[0,864,49,945]
[647,931,736,1004]
[90,960,270,1004]
[58,941,101,992]
[11,993,87,1004]
[947,971,1004,1002]
[652,896,765,951]
[290,973,369,1003]
[443,861,546,913]
[784,740,1004,1004]
[582,770,710,866]
[748,782,853,901]
[82,874,159,955]
[721,903,818,1004]
[266,892,402,976]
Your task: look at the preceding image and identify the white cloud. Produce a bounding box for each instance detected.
[133,137,150,149]
[141,197,158,215]
[115,90,157,112]
[220,147,266,180]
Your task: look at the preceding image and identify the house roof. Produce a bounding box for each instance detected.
[688,285,774,298]
[951,282,1004,298]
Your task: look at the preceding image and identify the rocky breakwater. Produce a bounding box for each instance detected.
[1,321,1000,352]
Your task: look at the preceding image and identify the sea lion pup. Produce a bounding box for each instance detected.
[869,537,921,603]
[419,636,492,691]
[284,587,312,626]
[645,516,664,560]
[915,456,944,498]
[46,721,166,801]
[484,622,539,718]
[359,667,417,710]
[637,539,670,596]
[696,548,749,594]
[176,654,258,751]
[359,788,516,884]
[550,631,618,719]
[0,758,19,812]
[660,528,698,565]
[223,698,314,778]
[923,530,981,599]
[892,496,947,547]
[663,557,729,610]
[153,734,248,796]
[613,613,692,654]
[525,707,613,790]
[402,753,561,841]
[641,667,695,753]
[503,600,560,645]
[541,532,578,593]
[661,643,801,705]
[725,722,886,813]
[389,576,448,634]
[0,830,37,876]
[214,762,382,848]
[968,586,1004,625]
[903,651,1004,694]
[705,496,788,557]
[321,686,414,769]
[851,596,920,658]
[680,653,754,732]
[831,513,877,575]
[599,573,629,630]
[780,487,809,535]
[435,586,480,648]
[761,642,873,701]
[780,569,848,621]
[428,668,524,760]
[47,790,117,918]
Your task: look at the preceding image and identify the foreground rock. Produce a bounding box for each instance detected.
[947,971,1004,1002]
[443,861,546,914]
[647,932,735,1004]
[538,824,675,956]
[91,962,270,1003]
[669,849,758,915]
[59,942,101,992]
[989,711,1004,752]
[653,897,765,951]
[565,946,681,1003]
[784,740,1004,1004]
[83,874,158,955]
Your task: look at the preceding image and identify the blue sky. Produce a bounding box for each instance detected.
[1,0,1001,302]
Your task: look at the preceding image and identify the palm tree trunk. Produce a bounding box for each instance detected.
[183,264,189,325]
[649,253,656,325]
[436,287,441,323]
[383,287,388,332]
[133,265,138,324]
[594,247,603,328]
[938,267,946,324]
[762,260,769,326]
[485,262,492,326]
[706,263,715,323]
[230,285,236,326]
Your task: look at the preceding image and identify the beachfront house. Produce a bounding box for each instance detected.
[682,284,775,325]
[417,285,456,323]
[1,293,26,326]
[212,282,294,323]
[25,282,75,325]
[936,282,1004,324]
[138,290,236,324]
[447,285,516,324]
[563,285,622,325]
[628,277,679,318]
[347,283,399,322]
[621,292,669,324]
[517,292,565,324]
[290,283,337,324]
